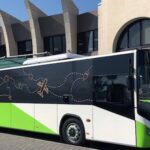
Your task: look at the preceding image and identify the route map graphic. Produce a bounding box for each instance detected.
[0,66,93,103]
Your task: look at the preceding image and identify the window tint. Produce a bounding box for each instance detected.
[85,31,94,53]
[0,33,2,45]
[53,36,62,54]
[129,22,140,47]
[26,41,32,52]
[117,30,128,51]
[142,20,150,45]
[44,35,66,55]
[93,75,131,104]
[77,30,98,54]
[94,30,98,51]
[0,45,6,57]
[77,33,85,54]
[18,40,32,55]
[49,37,53,54]
[62,35,66,53]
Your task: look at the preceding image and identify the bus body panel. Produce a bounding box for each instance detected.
[0,103,57,134]
[93,106,136,146]
[34,104,58,134]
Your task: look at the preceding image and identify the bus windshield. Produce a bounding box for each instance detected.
[138,50,150,120]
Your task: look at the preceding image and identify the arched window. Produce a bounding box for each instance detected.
[116,19,150,52]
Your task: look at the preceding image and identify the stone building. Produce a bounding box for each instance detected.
[0,0,149,57]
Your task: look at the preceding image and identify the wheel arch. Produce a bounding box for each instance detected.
[59,114,85,136]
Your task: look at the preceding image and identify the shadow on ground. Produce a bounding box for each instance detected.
[0,128,145,150]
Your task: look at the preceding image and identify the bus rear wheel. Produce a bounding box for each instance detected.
[61,118,85,145]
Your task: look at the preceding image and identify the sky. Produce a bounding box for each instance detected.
[0,0,100,21]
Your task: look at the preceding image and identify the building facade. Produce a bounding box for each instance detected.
[0,0,98,57]
[0,0,150,57]
[98,0,150,55]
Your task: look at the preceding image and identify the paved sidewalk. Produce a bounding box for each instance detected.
[0,132,96,150]
[0,129,135,150]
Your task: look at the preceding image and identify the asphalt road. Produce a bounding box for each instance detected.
[0,128,140,150]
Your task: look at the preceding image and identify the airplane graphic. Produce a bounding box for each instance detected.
[37,79,49,98]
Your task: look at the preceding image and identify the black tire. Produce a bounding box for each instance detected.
[61,118,85,146]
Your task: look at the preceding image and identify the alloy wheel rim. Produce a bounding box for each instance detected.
[66,123,81,143]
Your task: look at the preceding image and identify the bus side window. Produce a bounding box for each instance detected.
[93,76,108,102]
[93,75,132,105]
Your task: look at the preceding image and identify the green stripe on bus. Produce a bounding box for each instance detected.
[0,103,56,134]
[0,103,11,128]
[136,121,150,148]
[139,100,150,103]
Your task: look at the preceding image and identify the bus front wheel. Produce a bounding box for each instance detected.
[61,118,85,145]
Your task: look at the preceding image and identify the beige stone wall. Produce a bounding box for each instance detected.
[98,0,150,55]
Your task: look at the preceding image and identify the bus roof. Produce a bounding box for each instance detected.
[0,53,83,69]
[0,50,137,71]
[23,53,84,65]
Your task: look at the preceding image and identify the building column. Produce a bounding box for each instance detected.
[61,0,79,53]
[25,0,46,55]
[0,10,19,57]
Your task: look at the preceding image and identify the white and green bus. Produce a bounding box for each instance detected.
[0,50,150,148]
